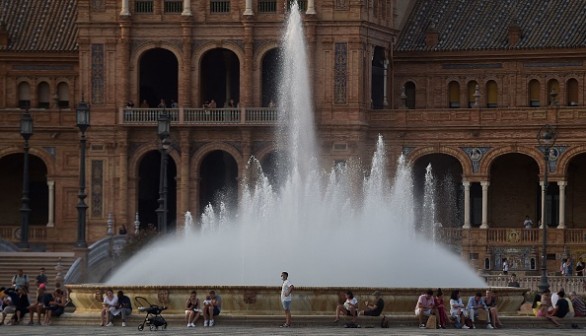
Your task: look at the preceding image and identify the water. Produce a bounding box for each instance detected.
[107,1,485,288]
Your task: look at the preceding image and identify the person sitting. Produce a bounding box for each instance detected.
[570,291,586,317]
[415,289,435,328]
[14,287,30,325]
[335,291,358,324]
[0,289,17,325]
[467,292,492,329]
[361,291,384,317]
[185,291,201,327]
[485,290,503,328]
[547,290,570,326]
[203,290,221,327]
[434,288,449,329]
[117,290,132,327]
[44,289,66,325]
[28,284,49,325]
[101,289,120,327]
[449,289,470,329]
[507,273,520,287]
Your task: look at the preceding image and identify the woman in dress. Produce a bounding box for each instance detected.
[185,291,201,327]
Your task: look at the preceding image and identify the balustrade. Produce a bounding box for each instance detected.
[121,107,277,125]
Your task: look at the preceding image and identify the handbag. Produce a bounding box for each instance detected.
[426,314,437,329]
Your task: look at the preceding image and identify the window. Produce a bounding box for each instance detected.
[547,79,559,106]
[136,0,153,13]
[486,80,497,108]
[448,81,460,108]
[529,79,540,107]
[404,81,416,109]
[467,81,478,108]
[211,0,230,13]
[287,0,306,11]
[164,0,182,13]
[37,82,50,108]
[567,78,579,106]
[258,0,277,12]
[57,82,70,108]
[18,82,31,108]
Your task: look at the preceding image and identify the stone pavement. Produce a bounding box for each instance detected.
[1,325,584,336]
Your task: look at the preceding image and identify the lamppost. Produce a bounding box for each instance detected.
[19,108,33,248]
[156,109,170,234]
[76,99,90,248]
[537,124,557,293]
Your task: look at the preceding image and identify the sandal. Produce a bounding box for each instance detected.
[280,323,290,327]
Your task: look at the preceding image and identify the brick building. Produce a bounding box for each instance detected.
[0,0,584,275]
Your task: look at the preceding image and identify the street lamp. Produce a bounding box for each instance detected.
[19,108,33,248]
[76,99,90,248]
[156,109,170,234]
[537,124,557,293]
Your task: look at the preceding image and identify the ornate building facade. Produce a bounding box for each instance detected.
[0,0,584,275]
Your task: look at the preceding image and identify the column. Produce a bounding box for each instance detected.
[557,181,566,229]
[539,181,545,229]
[306,0,316,14]
[243,0,253,15]
[480,181,490,229]
[241,19,254,106]
[117,19,131,106]
[462,181,471,229]
[383,59,389,106]
[120,0,130,16]
[180,19,192,107]
[179,130,190,225]
[182,0,192,16]
[117,132,129,224]
[46,180,55,227]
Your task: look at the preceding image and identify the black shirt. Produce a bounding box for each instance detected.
[364,298,385,316]
[554,298,569,318]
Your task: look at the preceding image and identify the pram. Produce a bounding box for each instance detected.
[135,296,168,331]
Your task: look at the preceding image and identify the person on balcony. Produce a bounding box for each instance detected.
[224,98,236,108]
[157,99,167,108]
[576,257,585,276]
[502,258,509,275]
[208,99,217,108]
[523,215,533,229]
[140,99,149,108]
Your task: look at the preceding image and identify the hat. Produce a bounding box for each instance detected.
[39,283,46,289]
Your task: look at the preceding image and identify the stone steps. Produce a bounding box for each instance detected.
[0,252,77,289]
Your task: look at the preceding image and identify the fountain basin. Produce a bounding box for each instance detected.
[67,285,526,316]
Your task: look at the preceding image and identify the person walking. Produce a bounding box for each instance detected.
[280,271,294,327]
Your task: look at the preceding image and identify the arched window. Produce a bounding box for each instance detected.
[18,82,31,108]
[57,82,70,108]
[567,78,579,106]
[547,79,559,106]
[467,81,478,107]
[404,81,416,109]
[37,82,50,108]
[529,79,540,107]
[448,81,460,108]
[486,80,498,108]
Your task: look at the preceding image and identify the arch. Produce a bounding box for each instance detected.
[191,142,243,174]
[557,145,586,176]
[406,146,471,176]
[57,82,70,108]
[528,79,540,107]
[128,143,181,181]
[18,81,31,108]
[448,81,460,108]
[371,46,386,109]
[478,145,543,177]
[199,48,240,108]
[486,80,498,108]
[0,147,55,178]
[404,81,415,109]
[467,80,478,107]
[254,42,280,106]
[37,82,50,108]
[260,47,280,107]
[547,79,560,105]
[566,78,579,106]
[138,48,179,107]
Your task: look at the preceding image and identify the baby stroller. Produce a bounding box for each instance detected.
[135,296,168,331]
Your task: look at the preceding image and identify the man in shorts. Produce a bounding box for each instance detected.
[280,272,294,328]
[203,290,221,327]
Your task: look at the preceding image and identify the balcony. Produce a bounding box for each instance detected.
[120,107,278,125]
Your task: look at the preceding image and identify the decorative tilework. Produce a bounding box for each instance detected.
[538,145,567,173]
[493,246,534,271]
[334,43,347,104]
[92,0,105,11]
[91,44,104,104]
[402,146,414,157]
[462,147,490,173]
[91,160,103,218]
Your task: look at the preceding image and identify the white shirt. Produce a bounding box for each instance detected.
[103,295,120,316]
[281,279,293,302]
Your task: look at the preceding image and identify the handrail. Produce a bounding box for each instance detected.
[484,274,586,295]
[120,107,278,125]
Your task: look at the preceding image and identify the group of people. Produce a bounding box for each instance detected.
[534,288,586,326]
[1,268,68,326]
[415,288,503,329]
[561,257,585,276]
[183,290,222,328]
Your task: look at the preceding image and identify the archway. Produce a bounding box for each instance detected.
[199,150,238,215]
[137,151,177,232]
[0,154,48,227]
[412,154,463,230]
[371,46,386,109]
[200,48,240,107]
[566,153,586,227]
[139,48,179,107]
[261,48,280,107]
[489,154,541,227]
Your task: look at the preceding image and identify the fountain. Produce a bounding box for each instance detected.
[67,1,524,317]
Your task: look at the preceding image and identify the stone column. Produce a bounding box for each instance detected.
[306,0,316,14]
[120,0,130,16]
[557,181,566,229]
[243,0,253,15]
[117,132,129,224]
[241,18,254,107]
[46,180,55,227]
[179,130,190,226]
[462,181,471,229]
[182,0,192,16]
[480,181,490,229]
[117,18,131,106]
[539,181,545,229]
[180,19,192,107]
[383,59,389,106]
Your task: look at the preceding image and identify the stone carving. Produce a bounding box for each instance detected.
[334,43,347,104]
[91,44,104,104]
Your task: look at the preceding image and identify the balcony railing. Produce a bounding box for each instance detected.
[210,0,230,13]
[121,107,278,125]
[258,0,277,12]
[484,274,586,295]
[164,0,183,13]
[0,226,47,242]
[135,0,154,13]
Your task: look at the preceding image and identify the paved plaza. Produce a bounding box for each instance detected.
[1,325,584,336]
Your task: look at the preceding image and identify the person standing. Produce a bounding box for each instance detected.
[523,215,533,229]
[502,258,509,275]
[36,268,48,287]
[576,257,585,276]
[280,272,294,327]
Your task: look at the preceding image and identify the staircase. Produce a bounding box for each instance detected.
[0,252,77,289]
